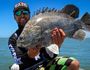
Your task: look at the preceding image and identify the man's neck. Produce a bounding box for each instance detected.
[18,25,24,31]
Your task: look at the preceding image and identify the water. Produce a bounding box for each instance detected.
[60,38,90,70]
[0,38,90,70]
[0,38,13,70]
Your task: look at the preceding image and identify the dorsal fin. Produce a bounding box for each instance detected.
[32,7,59,17]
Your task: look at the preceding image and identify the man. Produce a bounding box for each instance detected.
[8,2,79,70]
[8,2,30,69]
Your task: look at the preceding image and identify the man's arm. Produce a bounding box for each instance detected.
[45,28,66,58]
[8,33,22,64]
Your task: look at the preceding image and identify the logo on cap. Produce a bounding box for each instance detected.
[15,2,28,8]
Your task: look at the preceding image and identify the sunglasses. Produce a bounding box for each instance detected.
[15,10,30,16]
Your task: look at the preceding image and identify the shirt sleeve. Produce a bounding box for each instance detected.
[45,48,57,58]
[8,33,22,64]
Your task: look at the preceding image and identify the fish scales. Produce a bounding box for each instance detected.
[17,12,83,48]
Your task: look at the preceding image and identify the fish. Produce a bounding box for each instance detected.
[17,9,86,48]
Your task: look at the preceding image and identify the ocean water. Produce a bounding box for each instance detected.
[0,38,90,70]
[0,38,13,70]
[60,38,90,70]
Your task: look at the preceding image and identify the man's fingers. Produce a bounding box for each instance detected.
[59,29,66,38]
[51,28,66,46]
[51,28,61,46]
[58,29,66,44]
[51,31,58,44]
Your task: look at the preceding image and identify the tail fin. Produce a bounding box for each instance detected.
[81,12,90,25]
[81,12,90,31]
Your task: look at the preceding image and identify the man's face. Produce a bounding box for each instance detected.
[14,9,30,27]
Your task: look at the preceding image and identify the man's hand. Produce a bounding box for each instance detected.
[27,44,41,58]
[51,28,66,47]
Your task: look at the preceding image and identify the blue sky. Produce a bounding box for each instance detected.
[0,0,90,37]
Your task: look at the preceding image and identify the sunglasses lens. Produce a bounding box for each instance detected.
[15,10,21,16]
[15,10,29,16]
[23,11,29,15]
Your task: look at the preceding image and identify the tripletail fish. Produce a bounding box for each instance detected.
[17,9,87,48]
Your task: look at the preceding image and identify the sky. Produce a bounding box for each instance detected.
[0,0,90,37]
